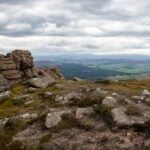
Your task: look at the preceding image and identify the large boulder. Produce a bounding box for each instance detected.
[0,50,37,91]
[0,49,63,92]
[7,50,33,70]
[27,77,56,88]
[111,106,149,127]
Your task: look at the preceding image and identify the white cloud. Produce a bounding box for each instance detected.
[0,0,150,55]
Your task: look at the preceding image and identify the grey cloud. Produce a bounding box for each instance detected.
[0,0,150,55]
[0,0,36,5]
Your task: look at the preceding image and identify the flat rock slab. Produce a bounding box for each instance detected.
[27,77,56,88]
[45,110,71,128]
[111,106,149,127]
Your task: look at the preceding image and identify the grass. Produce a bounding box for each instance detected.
[71,94,104,108]
[10,84,26,95]
[73,98,96,107]
[94,104,114,127]
[95,79,111,85]
[0,99,20,118]
[0,119,27,150]
[39,133,52,145]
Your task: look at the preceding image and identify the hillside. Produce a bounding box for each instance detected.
[0,50,150,150]
[35,55,150,81]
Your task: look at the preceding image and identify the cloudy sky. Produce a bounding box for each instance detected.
[0,0,150,55]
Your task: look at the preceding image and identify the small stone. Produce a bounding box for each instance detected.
[55,84,65,89]
[43,92,53,98]
[142,89,150,96]
[0,91,12,102]
[21,113,38,119]
[132,96,145,101]
[127,132,133,141]
[102,96,117,107]
[112,93,119,97]
[55,95,63,102]
[93,88,108,95]
[63,92,82,104]
[13,94,31,105]
[0,118,9,128]
[45,110,71,128]
[25,87,37,93]
[144,139,150,149]
[75,107,94,119]
[73,77,84,81]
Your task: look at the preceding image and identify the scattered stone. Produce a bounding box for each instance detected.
[0,118,9,128]
[102,96,117,107]
[43,92,53,98]
[24,87,37,93]
[24,100,35,105]
[145,98,150,106]
[144,139,150,149]
[55,84,65,90]
[73,77,84,81]
[18,113,38,119]
[55,92,82,104]
[142,89,150,96]
[63,92,82,104]
[111,106,149,127]
[55,95,63,102]
[48,67,64,80]
[112,93,119,97]
[0,91,12,102]
[13,94,31,105]
[27,77,56,88]
[93,88,108,95]
[37,67,64,80]
[75,107,94,119]
[45,110,71,128]
[132,96,145,101]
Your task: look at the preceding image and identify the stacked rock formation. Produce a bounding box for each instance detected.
[0,50,37,92]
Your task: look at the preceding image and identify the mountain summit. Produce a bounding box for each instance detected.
[0,50,149,150]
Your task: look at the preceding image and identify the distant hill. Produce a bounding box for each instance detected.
[35,54,150,80]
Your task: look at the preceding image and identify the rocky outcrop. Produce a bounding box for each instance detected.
[36,67,64,80]
[0,50,37,92]
[0,50,64,92]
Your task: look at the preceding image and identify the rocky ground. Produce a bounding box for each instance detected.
[0,50,150,150]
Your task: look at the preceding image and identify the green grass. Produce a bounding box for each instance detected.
[10,84,26,95]
[0,119,27,150]
[94,104,114,127]
[39,133,52,145]
[0,99,20,118]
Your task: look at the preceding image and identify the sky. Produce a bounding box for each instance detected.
[0,0,150,55]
